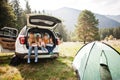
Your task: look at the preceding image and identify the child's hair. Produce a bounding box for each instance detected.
[29,32,34,37]
[28,32,37,45]
[36,33,41,38]
[44,33,50,38]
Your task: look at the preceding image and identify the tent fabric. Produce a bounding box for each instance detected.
[72,41,120,80]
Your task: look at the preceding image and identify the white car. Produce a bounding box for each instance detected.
[10,14,62,65]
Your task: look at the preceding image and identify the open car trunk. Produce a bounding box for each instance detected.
[27,14,61,30]
[25,27,57,51]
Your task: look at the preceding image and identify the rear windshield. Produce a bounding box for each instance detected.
[0,29,17,37]
[29,15,61,27]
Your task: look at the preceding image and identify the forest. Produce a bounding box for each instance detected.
[99,27,120,40]
[0,0,120,42]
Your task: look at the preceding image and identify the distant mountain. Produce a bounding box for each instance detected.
[106,15,120,23]
[95,14,120,28]
[50,7,120,32]
[51,7,80,31]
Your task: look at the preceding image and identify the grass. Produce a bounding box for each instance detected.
[0,41,120,80]
[102,40,120,53]
[0,42,82,80]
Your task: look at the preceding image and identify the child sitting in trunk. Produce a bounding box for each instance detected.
[36,33,47,52]
[43,33,54,54]
[28,32,38,63]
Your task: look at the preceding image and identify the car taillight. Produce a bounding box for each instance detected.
[19,37,25,44]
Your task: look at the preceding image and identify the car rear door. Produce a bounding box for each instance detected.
[0,27,18,52]
[26,14,62,30]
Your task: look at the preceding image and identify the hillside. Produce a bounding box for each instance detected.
[106,15,120,23]
[95,14,120,28]
[51,7,80,31]
[50,7,120,32]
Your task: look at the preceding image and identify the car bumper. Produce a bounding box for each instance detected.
[15,52,59,59]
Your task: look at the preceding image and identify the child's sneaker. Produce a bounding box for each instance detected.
[27,58,30,63]
[35,57,38,63]
[50,52,53,55]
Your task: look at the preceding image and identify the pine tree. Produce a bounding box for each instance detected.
[55,24,68,41]
[0,0,16,28]
[76,10,99,44]
[11,0,25,30]
[25,0,31,14]
[113,27,120,39]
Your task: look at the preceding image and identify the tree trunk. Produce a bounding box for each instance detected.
[84,36,86,44]
[84,40,86,44]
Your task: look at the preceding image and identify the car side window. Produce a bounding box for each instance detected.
[19,26,28,35]
[0,27,18,37]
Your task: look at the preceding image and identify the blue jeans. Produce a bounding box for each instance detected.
[28,46,38,62]
[46,46,54,53]
[41,46,46,51]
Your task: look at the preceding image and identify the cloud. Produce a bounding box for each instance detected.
[74,0,120,15]
[27,0,76,10]
[19,0,120,15]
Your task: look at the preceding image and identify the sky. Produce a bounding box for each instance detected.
[20,0,120,15]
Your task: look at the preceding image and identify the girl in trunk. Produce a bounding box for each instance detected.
[43,33,54,54]
[36,33,46,52]
[28,32,38,63]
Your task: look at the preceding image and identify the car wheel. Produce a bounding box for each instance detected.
[52,53,59,59]
[10,55,21,66]
[51,57,58,60]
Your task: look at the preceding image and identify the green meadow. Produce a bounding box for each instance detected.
[0,41,120,80]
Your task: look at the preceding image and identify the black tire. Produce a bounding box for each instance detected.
[9,55,21,66]
[50,57,57,61]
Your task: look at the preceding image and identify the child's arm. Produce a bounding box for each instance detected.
[28,38,31,46]
[37,38,41,46]
[32,38,38,46]
[49,38,53,44]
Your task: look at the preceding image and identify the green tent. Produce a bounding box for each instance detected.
[72,41,120,80]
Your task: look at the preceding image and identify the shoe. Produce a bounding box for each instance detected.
[27,58,30,63]
[50,52,53,55]
[35,57,38,63]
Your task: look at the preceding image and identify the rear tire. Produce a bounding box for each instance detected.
[51,53,59,59]
[10,55,21,66]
